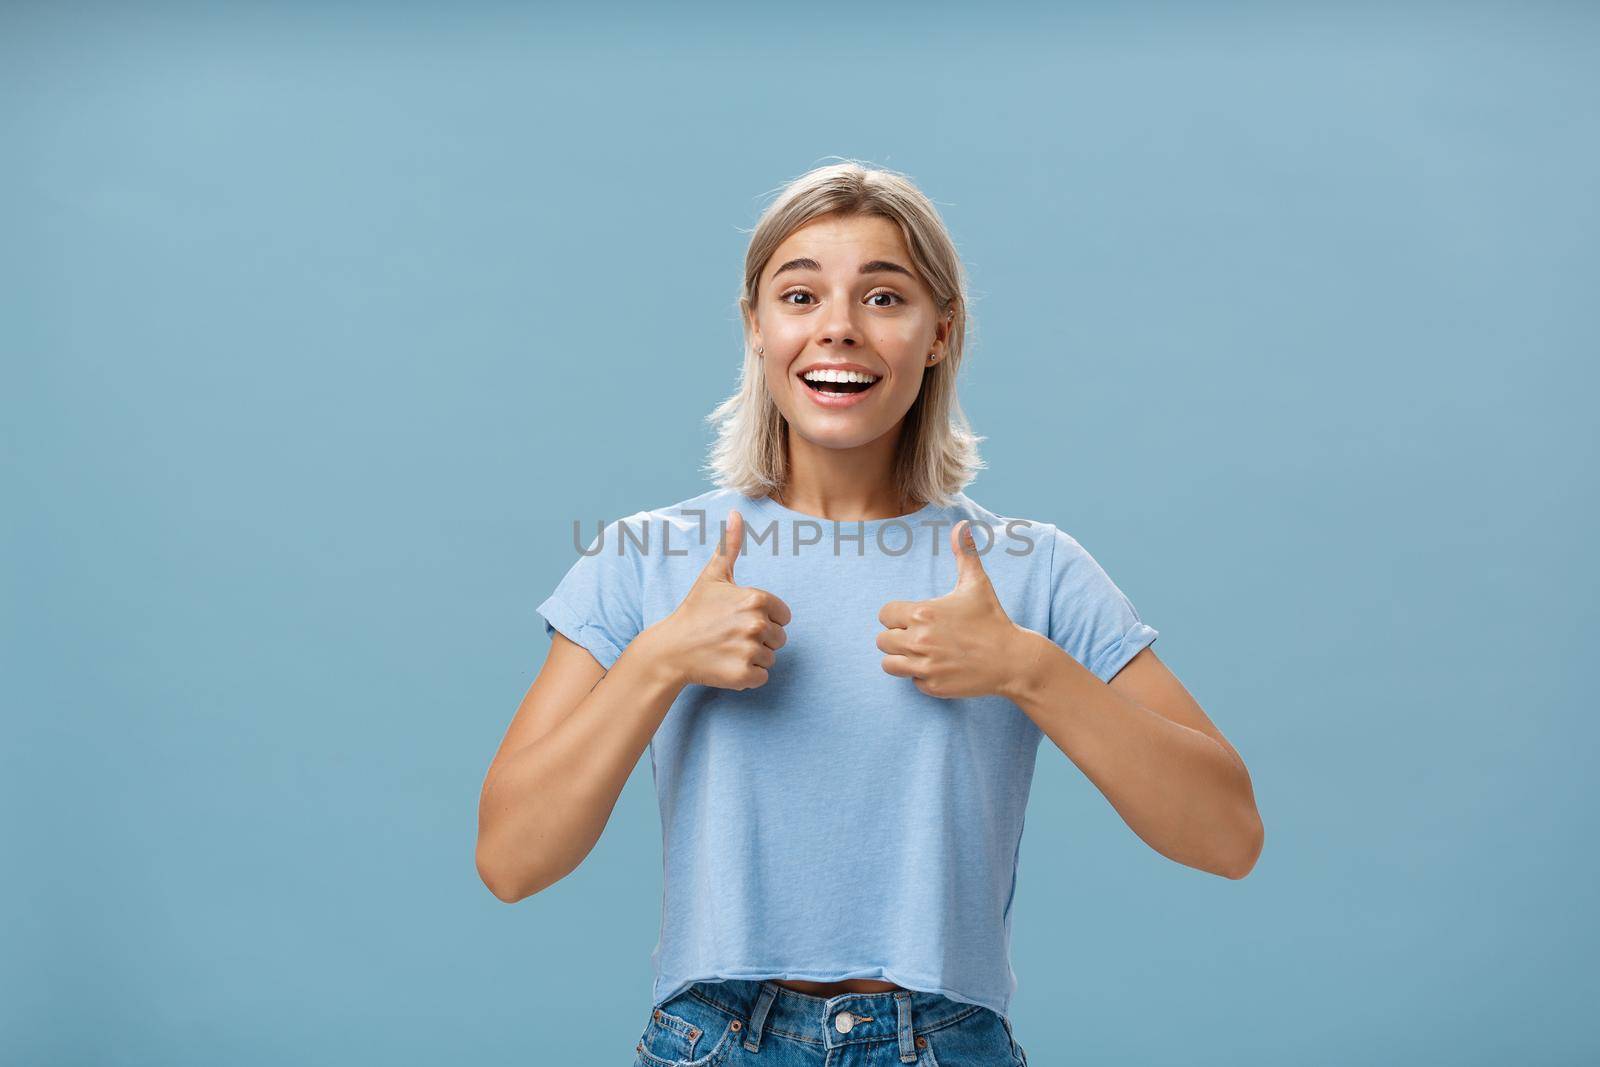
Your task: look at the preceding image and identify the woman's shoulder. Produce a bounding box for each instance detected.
[591,487,746,562]
[947,492,1061,557]
[591,487,736,527]
[631,486,749,529]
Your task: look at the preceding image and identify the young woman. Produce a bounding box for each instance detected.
[477,162,1263,1066]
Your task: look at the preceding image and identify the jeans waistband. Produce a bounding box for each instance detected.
[683,979,987,1063]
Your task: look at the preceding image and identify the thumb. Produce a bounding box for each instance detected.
[951,519,990,591]
[703,508,745,584]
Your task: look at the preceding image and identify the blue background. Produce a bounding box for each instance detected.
[5,3,1595,1064]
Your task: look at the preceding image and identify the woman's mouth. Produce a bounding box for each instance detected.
[798,368,880,409]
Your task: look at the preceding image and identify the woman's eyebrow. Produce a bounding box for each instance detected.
[771,257,914,280]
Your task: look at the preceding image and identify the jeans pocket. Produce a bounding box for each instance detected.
[633,988,741,1067]
[922,1006,1024,1067]
[998,1011,1029,1066]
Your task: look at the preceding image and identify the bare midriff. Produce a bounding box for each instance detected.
[772,978,906,997]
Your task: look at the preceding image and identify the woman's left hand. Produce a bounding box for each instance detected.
[877,520,1036,699]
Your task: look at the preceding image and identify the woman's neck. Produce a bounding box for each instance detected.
[775,423,919,523]
[771,487,922,523]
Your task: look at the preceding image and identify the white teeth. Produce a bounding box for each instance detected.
[802,368,879,384]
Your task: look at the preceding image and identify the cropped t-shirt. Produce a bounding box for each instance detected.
[534,486,1158,1022]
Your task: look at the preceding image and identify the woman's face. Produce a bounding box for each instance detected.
[746,212,951,454]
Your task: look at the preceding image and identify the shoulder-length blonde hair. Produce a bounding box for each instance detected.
[703,160,985,508]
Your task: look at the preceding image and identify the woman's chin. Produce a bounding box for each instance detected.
[785,416,904,453]
[772,389,910,450]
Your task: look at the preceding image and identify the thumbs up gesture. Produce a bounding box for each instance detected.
[876,520,1031,699]
[654,509,792,691]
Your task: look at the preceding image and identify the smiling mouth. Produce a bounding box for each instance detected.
[801,376,879,396]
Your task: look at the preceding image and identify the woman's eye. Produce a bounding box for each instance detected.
[780,291,902,307]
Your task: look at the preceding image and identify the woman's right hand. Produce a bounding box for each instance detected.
[648,509,791,691]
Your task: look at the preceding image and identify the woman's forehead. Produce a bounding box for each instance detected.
[768,214,908,269]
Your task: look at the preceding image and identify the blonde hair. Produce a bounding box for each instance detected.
[703,159,985,508]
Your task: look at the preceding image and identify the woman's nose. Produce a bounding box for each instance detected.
[815,309,862,347]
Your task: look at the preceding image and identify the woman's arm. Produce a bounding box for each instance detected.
[477,509,789,902]
[878,520,1263,880]
[1004,637,1264,879]
[475,626,685,902]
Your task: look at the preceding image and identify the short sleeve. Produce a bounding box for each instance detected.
[1045,524,1159,683]
[535,516,646,670]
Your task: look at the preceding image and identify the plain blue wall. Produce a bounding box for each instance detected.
[5,3,1595,1064]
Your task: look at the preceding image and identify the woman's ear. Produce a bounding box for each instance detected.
[930,309,954,360]
[744,308,763,354]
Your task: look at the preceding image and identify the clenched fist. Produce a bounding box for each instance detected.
[876,519,1033,699]
[653,509,792,691]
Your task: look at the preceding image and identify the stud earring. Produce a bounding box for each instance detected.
[756,346,764,354]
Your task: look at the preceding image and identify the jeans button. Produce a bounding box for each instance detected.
[835,1011,856,1034]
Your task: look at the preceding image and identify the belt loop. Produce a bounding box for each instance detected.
[743,982,778,1052]
[896,991,917,1063]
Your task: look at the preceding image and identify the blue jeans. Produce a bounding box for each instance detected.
[632,980,1029,1066]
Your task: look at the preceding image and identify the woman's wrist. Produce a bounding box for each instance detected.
[628,619,690,691]
[998,625,1055,706]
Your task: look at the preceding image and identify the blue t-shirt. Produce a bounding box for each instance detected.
[535,486,1157,1021]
